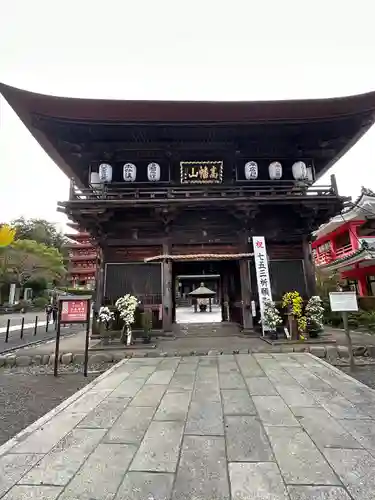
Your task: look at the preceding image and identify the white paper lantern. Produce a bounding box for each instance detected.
[269,161,282,180]
[147,162,161,182]
[292,161,308,181]
[98,163,113,183]
[123,163,137,182]
[244,161,258,180]
[90,172,101,187]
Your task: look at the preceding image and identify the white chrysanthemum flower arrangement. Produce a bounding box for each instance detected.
[115,294,140,345]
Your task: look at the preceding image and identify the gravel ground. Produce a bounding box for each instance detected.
[0,366,100,446]
[339,362,375,390]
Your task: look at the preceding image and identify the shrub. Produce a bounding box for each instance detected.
[32,296,49,309]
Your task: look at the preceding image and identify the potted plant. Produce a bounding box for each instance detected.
[282,291,307,340]
[262,298,283,340]
[98,306,115,344]
[115,294,139,345]
[305,296,324,338]
[140,309,153,344]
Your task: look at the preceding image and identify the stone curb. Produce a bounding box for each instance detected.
[0,344,373,366]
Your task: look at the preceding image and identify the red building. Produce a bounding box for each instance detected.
[313,188,375,295]
[65,223,97,289]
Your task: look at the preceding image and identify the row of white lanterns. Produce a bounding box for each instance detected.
[90,162,161,185]
[91,160,312,185]
[244,161,313,182]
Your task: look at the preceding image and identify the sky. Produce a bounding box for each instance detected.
[1,0,375,232]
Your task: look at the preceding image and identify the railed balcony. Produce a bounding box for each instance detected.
[69,253,97,261]
[68,265,97,275]
[314,236,375,266]
[67,180,338,204]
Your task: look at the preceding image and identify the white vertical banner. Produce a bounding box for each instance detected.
[252,236,273,336]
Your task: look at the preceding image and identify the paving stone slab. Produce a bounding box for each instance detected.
[145,369,175,385]
[66,390,111,414]
[315,392,371,420]
[77,397,130,429]
[19,428,106,486]
[217,361,239,373]
[115,472,174,500]
[0,485,63,500]
[109,377,145,398]
[219,371,246,389]
[130,421,184,472]
[292,407,361,450]
[274,384,320,407]
[0,454,43,498]
[229,462,288,500]
[11,412,86,454]
[168,374,196,391]
[155,391,192,421]
[221,389,256,415]
[252,395,300,426]
[193,380,221,402]
[58,443,137,500]
[339,419,375,452]
[172,435,230,500]
[287,485,352,500]
[185,400,224,435]
[266,426,340,485]
[245,376,277,396]
[225,416,273,462]
[104,406,155,444]
[130,384,167,407]
[323,448,375,500]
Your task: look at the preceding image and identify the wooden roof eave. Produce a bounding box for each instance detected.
[2,83,375,123]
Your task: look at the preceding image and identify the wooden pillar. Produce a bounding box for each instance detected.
[302,237,317,297]
[92,248,105,336]
[94,249,105,310]
[162,242,173,331]
[240,259,254,331]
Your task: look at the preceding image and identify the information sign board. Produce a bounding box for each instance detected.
[61,299,88,323]
[329,292,358,312]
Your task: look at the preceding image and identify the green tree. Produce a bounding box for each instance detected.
[10,217,68,252]
[0,239,66,288]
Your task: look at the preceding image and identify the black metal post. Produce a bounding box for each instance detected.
[342,311,355,371]
[5,319,10,343]
[83,299,91,377]
[54,302,62,377]
[20,317,25,339]
[46,316,49,332]
[34,316,38,336]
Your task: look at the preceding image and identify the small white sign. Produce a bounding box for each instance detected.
[329,292,358,312]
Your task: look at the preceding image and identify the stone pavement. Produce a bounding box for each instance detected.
[1,354,375,499]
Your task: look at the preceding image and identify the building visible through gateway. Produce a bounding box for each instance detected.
[2,83,375,333]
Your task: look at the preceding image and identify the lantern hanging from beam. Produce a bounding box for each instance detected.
[244,161,258,180]
[98,163,113,183]
[147,162,161,182]
[292,161,308,181]
[123,163,137,182]
[269,161,282,180]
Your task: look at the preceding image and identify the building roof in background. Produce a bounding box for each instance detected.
[313,187,375,240]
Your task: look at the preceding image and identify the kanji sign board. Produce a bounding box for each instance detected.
[61,298,89,323]
[253,236,272,335]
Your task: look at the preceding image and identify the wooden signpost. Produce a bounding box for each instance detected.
[329,291,358,371]
[54,295,91,377]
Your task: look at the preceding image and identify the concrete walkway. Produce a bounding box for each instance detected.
[1,354,375,499]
